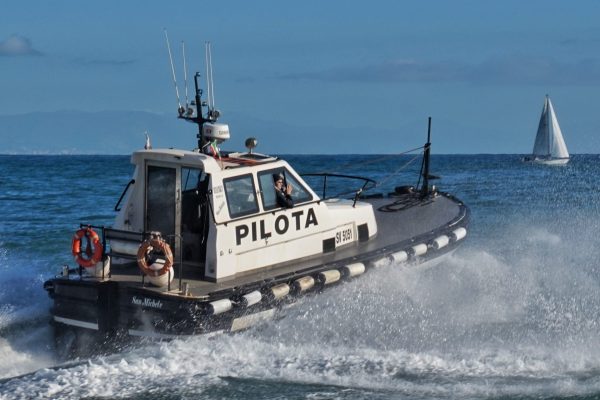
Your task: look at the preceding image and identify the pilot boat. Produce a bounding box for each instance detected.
[43,45,469,356]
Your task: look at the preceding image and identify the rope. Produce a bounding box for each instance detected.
[373,152,423,189]
[325,145,425,175]
[319,145,426,191]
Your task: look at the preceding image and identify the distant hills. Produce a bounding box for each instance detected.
[0,110,497,154]
[0,110,181,154]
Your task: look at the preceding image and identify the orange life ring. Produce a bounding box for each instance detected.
[71,227,103,268]
[137,238,174,277]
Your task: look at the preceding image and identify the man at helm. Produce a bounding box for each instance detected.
[273,173,293,208]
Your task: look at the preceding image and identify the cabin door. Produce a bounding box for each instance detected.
[180,167,210,268]
[145,165,177,251]
[145,164,209,270]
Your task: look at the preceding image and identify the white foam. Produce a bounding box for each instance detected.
[2,333,600,399]
[0,325,56,379]
[3,212,600,398]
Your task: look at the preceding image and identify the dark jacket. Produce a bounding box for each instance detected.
[275,188,294,208]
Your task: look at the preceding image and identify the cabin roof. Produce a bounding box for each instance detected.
[131,148,280,174]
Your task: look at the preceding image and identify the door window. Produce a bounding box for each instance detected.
[223,174,259,218]
[181,167,209,265]
[146,166,176,240]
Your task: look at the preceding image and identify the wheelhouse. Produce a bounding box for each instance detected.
[109,148,376,282]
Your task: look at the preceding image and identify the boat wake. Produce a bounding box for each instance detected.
[0,251,58,380]
[2,223,600,399]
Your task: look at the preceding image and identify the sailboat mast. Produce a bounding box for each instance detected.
[546,95,552,157]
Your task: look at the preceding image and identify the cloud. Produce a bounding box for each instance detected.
[281,55,600,86]
[0,35,42,56]
[469,56,600,85]
[281,59,462,83]
[72,57,137,67]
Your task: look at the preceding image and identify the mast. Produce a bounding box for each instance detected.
[164,32,220,150]
[546,95,552,157]
[420,117,432,198]
[179,72,213,150]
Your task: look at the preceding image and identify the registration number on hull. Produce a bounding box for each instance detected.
[335,224,354,247]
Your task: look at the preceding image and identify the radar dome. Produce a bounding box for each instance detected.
[202,123,230,143]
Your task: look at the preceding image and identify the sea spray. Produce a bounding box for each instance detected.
[2,155,600,399]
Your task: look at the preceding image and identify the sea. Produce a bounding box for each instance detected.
[1,153,600,399]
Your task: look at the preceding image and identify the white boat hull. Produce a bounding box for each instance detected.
[525,156,570,165]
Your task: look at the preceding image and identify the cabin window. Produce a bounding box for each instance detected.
[223,174,259,218]
[181,167,205,192]
[258,168,313,210]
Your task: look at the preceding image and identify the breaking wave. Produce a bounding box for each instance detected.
[2,224,600,399]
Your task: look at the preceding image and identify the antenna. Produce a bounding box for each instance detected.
[208,44,215,110]
[182,41,190,110]
[163,29,183,114]
[166,35,226,151]
[205,42,212,110]
[205,41,218,119]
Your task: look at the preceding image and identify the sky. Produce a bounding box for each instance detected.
[2,0,600,154]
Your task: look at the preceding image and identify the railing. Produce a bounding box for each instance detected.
[114,179,135,212]
[300,173,377,207]
[78,224,184,292]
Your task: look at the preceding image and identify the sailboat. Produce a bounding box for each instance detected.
[524,95,570,165]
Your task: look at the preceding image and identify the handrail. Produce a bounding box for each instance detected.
[300,173,376,200]
[114,179,135,212]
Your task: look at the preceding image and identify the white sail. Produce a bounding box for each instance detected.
[547,99,569,158]
[529,95,569,164]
